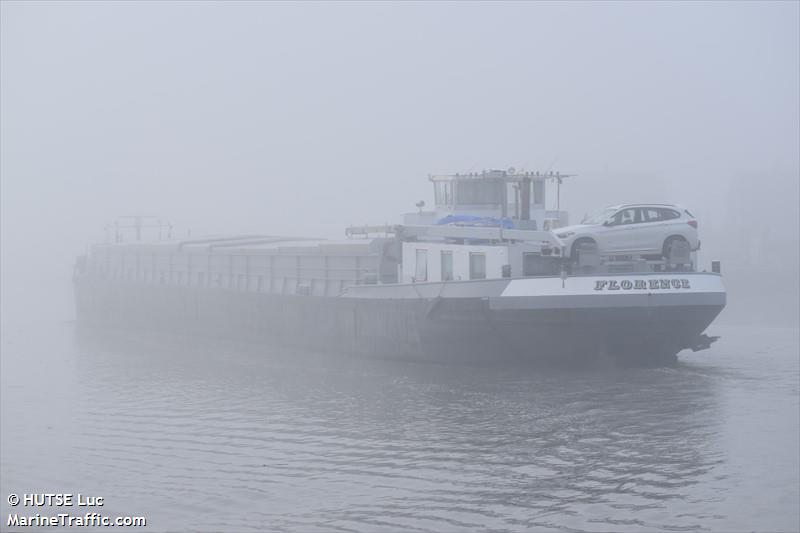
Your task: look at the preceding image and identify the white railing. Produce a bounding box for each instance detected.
[399,225,564,248]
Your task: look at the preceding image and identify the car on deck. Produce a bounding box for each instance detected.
[556,203,699,259]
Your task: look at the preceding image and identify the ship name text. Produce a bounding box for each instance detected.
[594,279,691,291]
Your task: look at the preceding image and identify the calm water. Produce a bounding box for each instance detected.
[1,317,798,532]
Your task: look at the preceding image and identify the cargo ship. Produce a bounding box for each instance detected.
[73,170,725,366]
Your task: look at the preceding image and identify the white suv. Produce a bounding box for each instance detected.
[556,204,699,259]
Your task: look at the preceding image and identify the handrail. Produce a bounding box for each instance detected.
[399,225,563,248]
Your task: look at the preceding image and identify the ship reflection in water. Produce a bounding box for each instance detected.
[1,323,798,532]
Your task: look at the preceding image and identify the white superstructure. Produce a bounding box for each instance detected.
[404,169,570,230]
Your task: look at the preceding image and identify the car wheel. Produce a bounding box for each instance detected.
[571,238,596,260]
[662,236,688,258]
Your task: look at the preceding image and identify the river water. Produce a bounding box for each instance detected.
[1,315,798,532]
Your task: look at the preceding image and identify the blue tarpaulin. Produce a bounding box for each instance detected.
[435,215,515,229]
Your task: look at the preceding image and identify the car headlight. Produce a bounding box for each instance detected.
[556,231,575,239]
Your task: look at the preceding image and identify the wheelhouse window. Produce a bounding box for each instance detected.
[469,253,486,280]
[415,249,428,282]
[434,182,453,206]
[441,251,453,281]
[533,180,545,205]
[455,180,503,205]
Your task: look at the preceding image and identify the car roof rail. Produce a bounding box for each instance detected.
[617,203,679,209]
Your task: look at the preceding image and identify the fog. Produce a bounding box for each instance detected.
[2,1,798,326]
[2,4,799,531]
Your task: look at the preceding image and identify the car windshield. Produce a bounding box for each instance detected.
[582,207,617,225]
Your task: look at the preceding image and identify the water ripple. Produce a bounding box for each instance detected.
[1,324,798,532]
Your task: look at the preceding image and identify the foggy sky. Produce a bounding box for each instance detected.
[1,1,798,325]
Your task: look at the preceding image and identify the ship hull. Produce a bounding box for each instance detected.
[74,273,725,366]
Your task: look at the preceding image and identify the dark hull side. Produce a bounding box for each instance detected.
[73,277,724,366]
